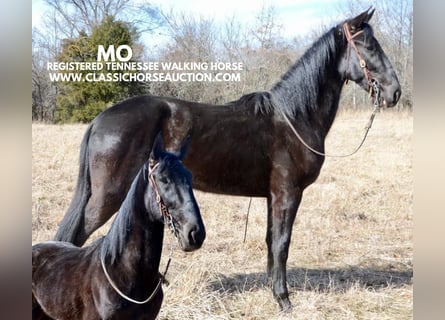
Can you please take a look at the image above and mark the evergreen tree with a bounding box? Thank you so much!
[55,16,144,123]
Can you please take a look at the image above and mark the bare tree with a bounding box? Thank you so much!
[220,15,246,63]
[44,0,162,37]
[251,5,283,50]
[243,5,295,92]
[377,0,413,109]
[32,28,58,122]
[147,6,297,105]
[147,12,218,102]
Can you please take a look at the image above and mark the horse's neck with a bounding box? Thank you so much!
[103,174,164,276]
[271,29,345,137]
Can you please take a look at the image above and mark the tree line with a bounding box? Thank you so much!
[32,0,413,123]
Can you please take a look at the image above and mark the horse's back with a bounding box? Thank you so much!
[89,93,274,196]
[87,95,169,164]
[32,241,78,268]
[32,240,95,285]
[93,95,168,127]
[32,241,99,319]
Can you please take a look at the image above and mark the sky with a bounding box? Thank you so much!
[147,0,345,38]
[32,0,349,41]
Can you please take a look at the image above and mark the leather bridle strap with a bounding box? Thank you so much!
[148,162,178,237]
[343,22,373,84]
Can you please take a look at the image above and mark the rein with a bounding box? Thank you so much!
[279,22,381,158]
[100,163,177,304]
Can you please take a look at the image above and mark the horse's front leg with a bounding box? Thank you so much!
[266,187,302,312]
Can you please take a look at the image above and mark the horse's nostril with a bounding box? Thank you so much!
[394,88,401,103]
[188,226,205,247]
[188,229,195,245]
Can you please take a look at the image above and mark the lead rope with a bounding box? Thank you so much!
[243,197,253,244]
[100,240,173,304]
[100,254,166,304]
[279,102,378,158]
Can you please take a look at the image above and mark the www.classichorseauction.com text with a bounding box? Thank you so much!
[48,45,243,83]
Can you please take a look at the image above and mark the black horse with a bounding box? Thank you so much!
[54,9,401,311]
[33,135,205,319]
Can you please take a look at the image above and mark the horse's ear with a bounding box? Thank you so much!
[150,133,165,164]
[348,7,375,31]
[175,134,191,161]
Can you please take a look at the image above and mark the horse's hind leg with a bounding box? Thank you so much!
[61,101,166,245]
[74,136,153,245]
[73,188,124,245]
[74,164,141,245]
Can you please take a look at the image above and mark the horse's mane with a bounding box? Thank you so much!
[271,26,343,119]
[228,26,344,121]
[100,162,151,264]
[228,91,274,115]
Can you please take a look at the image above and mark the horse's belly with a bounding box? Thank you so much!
[186,156,270,197]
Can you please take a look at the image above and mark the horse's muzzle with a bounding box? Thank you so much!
[179,222,206,252]
[381,81,401,108]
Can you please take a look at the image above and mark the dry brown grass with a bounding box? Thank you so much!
[32,109,413,319]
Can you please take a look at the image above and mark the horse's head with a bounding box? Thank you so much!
[147,134,205,252]
[339,8,401,107]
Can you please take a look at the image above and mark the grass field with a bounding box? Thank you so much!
[32,109,413,319]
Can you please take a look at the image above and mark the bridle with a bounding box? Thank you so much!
[278,22,381,158]
[148,161,179,237]
[343,22,380,102]
[100,161,179,304]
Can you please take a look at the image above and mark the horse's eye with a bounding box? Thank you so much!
[159,177,169,184]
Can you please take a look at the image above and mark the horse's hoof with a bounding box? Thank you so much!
[278,298,293,313]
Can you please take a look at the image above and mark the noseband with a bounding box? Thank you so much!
[343,22,380,103]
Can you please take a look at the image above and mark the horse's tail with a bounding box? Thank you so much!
[54,123,93,244]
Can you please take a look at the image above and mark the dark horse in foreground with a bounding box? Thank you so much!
[33,136,205,319]
[54,9,401,311]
